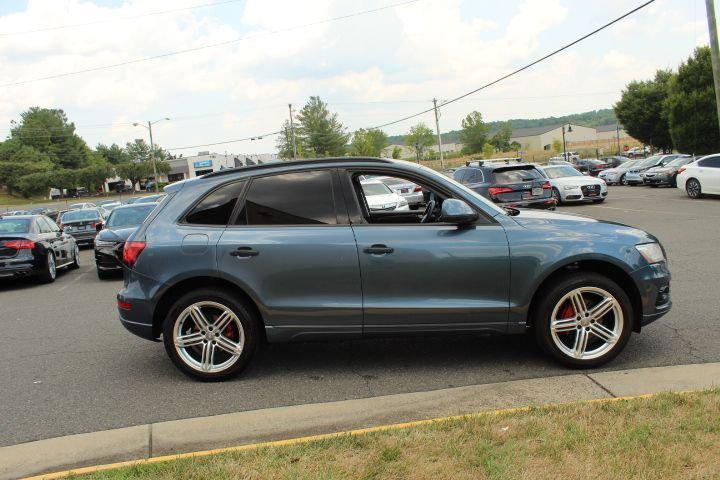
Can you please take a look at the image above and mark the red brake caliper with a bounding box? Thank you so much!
[560,302,575,335]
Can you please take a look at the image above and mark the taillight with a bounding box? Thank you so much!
[678,167,686,174]
[413,186,423,192]
[123,241,146,267]
[2,240,35,250]
[542,181,551,189]
[117,299,132,310]
[488,186,514,196]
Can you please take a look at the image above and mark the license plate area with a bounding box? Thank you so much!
[532,187,543,197]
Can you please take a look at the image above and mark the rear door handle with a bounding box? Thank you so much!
[363,244,394,255]
[230,246,259,258]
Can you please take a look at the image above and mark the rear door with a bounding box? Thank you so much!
[216,169,363,340]
[489,166,551,203]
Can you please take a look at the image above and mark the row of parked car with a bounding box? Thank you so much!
[0,194,166,284]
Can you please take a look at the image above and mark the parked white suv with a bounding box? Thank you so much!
[676,154,720,198]
[360,180,410,211]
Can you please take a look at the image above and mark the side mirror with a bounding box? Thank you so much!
[439,199,479,225]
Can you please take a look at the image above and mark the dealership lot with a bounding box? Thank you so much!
[1,186,719,447]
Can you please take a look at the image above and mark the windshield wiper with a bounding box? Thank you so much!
[503,206,520,216]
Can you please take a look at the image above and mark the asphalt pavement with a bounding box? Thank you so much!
[1,185,719,447]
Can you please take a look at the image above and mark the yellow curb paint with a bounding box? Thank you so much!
[23,389,696,480]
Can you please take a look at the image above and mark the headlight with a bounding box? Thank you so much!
[398,199,408,207]
[635,243,665,264]
[563,185,579,190]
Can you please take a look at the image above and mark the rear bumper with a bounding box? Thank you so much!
[0,262,35,278]
[631,262,672,329]
[68,231,98,244]
[496,198,556,210]
[118,277,158,341]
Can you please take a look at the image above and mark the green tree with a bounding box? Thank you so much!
[351,128,388,157]
[405,123,434,160]
[296,96,349,157]
[614,70,674,151]
[96,143,128,165]
[490,122,512,152]
[391,145,402,159]
[459,111,490,154]
[115,161,152,192]
[509,141,521,151]
[9,107,92,169]
[276,121,297,160]
[482,143,494,159]
[667,46,720,154]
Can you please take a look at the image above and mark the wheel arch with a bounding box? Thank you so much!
[151,276,266,340]
[526,259,643,333]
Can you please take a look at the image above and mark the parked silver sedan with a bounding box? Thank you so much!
[377,176,424,209]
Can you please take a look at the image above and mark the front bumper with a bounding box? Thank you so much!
[643,174,671,185]
[561,187,608,202]
[598,172,621,183]
[630,261,672,329]
[95,244,123,271]
[625,172,645,184]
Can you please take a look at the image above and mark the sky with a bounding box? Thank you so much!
[0,0,710,156]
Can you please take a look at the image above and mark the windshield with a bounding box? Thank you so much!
[361,182,393,196]
[61,210,101,222]
[667,156,693,167]
[106,205,155,228]
[0,218,30,234]
[135,195,166,204]
[543,166,583,179]
[637,156,662,167]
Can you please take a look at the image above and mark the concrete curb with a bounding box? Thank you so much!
[3,362,719,480]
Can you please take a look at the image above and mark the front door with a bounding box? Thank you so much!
[216,169,362,340]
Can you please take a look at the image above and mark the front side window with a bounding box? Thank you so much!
[37,218,52,233]
[186,181,245,225]
[237,171,336,225]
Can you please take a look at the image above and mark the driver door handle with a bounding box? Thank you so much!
[230,246,259,258]
[363,244,394,255]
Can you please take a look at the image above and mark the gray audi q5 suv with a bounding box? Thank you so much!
[118,158,671,380]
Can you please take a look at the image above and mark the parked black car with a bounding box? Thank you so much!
[453,161,555,210]
[59,209,105,246]
[572,159,607,176]
[599,156,631,169]
[642,156,696,187]
[0,215,79,283]
[95,203,157,279]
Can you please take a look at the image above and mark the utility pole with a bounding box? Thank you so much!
[616,124,621,156]
[147,121,158,193]
[432,98,445,169]
[706,0,720,134]
[288,104,298,161]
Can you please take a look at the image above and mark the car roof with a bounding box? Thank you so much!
[111,203,158,211]
[202,157,395,180]
[1,214,39,219]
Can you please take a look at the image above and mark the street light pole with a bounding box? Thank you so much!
[706,0,720,135]
[616,124,621,156]
[133,118,170,193]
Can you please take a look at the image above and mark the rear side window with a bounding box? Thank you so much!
[699,156,720,168]
[236,171,336,225]
[492,168,543,183]
[465,169,484,183]
[185,181,245,225]
[452,168,468,183]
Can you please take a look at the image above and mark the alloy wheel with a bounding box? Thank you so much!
[549,287,623,360]
[173,301,245,373]
[74,245,80,266]
[48,254,56,280]
[687,179,701,198]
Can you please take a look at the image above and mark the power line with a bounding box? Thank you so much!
[165,131,283,151]
[0,0,244,36]
[2,0,420,88]
[366,0,655,130]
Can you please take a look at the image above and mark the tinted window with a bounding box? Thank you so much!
[186,181,245,225]
[37,217,52,233]
[699,156,720,168]
[237,171,336,225]
[492,168,544,183]
[0,219,30,233]
[61,210,101,222]
[108,205,156,228]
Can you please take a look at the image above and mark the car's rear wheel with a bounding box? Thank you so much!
[69,244,80,270]
[163,288,260,381]
[38,252,57,284]
[686,178,702,199]
[533,273,632,368]
[620,174,627,185]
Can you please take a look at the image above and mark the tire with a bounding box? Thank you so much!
[38,251,57,284]
[533,272,633,368]
[162,288,260,381]
[97,268,114,280]
[620,174,627,186]
[69,244,80,270]
[551,187,562,205]
[686,178,702,199]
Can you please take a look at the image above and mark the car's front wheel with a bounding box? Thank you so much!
[620,174,627,185]
[162,288,260,381]
[551,187,562,205]
[533,273,632,368]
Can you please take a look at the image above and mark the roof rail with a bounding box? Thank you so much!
[465,160,484,167]
[201,157,394,179]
